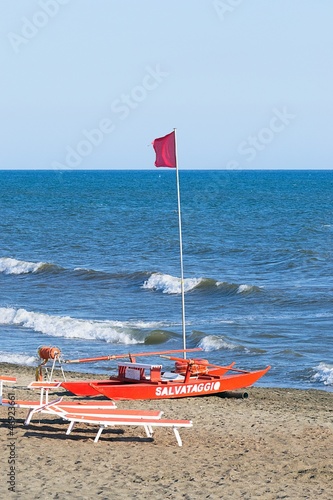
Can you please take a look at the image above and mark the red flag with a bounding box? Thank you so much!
[152,131,176,168]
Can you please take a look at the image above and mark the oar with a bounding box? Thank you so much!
[64,347,202,364]
[160,355,252,373]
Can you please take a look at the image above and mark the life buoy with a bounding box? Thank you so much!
[175,358,209,375]
[35,346,61,381]
[38,346,61,361]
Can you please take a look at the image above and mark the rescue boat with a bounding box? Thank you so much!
[60,352,270,400]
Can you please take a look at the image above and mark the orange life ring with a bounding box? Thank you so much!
[38,346,61,361]
[175,358,209,375]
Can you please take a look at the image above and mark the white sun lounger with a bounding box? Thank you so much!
[0,375,16,391]
[44,404,192,446]
[66,414,192,446]
[1,377,116,408]
[24,400,163,426]
[0,376,116,424]
[1,376,162,425]
[0,376,162,426]
[0,376,36,409]
[27,381,117,408]
[1,376,192,445]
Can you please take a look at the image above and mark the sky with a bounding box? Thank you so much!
[0,0,332,170]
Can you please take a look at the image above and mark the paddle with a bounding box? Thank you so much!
[160,355,253,374]
[64,348,202,364]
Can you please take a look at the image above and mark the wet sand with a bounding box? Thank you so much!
[0,363,332,499]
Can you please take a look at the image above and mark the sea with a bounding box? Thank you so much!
[0,169,332,392]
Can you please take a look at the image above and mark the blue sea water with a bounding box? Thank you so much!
[0,169,332,391]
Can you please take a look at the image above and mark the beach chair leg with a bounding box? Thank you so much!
[143,424,153,438]
[66,421,75,435]
[173,427,183,447]
[48,358,57,382]
[60,364,67,382]
[24,409,35,426]
[94,425,105,443]
[24,397,63,426]
[39,387,45,405]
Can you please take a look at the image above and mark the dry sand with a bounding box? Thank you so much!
[0,362,332,499]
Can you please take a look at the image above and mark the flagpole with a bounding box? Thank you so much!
[173,128,187,358]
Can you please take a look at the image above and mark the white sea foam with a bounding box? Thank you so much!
[0,307,151,344]
[237,284,257,294]
[142,273,202,294]
[0,351,37,366]
[199,335,238,351]
[0,257,46,275]
[312,362,333,386]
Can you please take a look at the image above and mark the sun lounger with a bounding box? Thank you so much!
[0,375,17,404]
[44,404,192,446]
[66,414,192,446]
[0,376,116,424]
[24,401,163,426]
[1,377,115,407]
[2,376,162,423]
[27,381,62,403]
[23,391,186,445]
[25,381,138,424]
[27,381,117,408]
[1,376,192,445]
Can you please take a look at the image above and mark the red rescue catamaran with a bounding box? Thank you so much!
[58,130,270,399]
[60,351,270,400]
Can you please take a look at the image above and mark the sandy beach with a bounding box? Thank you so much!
[0,363,332,499]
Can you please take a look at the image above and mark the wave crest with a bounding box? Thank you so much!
[312,362,333,386]
[0,257,47,275]
[0,307,143,345]
[142,273,202,294]
[199,335,239,351]
[0,351,37,366]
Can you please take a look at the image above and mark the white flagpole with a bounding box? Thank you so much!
[173,128,187,358]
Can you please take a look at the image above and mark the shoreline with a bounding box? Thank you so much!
[0,360,332,394]
[1,362,332,499]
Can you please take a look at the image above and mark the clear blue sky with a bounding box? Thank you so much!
[1,0,332,170]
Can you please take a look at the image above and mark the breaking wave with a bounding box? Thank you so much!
[236,284,260,294]
[199,335,239,351]
[0,256,148,282]
[312,362,333,386]
[0,257,52,275]
[0,307,165,345]
[142,273,202,294]
[142,272,261,296]
[0,258,261,299]
[0,351,37,366]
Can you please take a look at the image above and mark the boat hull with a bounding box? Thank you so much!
[60,364,234,398]
[62,367,270,400]
[61,379,109,397]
